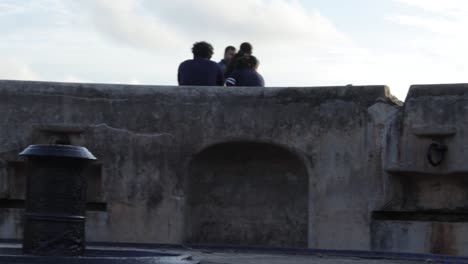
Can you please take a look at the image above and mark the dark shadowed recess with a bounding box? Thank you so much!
[187,141,308,248]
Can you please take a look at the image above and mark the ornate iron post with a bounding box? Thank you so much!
[19,144,96,256]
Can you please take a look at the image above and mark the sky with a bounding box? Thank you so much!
[0,0,467,100]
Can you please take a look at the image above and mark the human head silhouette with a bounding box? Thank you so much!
[192,41,214,59]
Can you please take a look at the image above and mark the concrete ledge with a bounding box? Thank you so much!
[0,80,398,107]
[407,83,468,99]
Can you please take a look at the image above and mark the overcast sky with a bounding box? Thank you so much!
[1,0,467,100]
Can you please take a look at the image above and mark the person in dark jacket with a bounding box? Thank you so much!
[178,41,224,86]
[218,46,236,74]
[225,42,253,76]
[237,42,253,56]
[225,55,264,87]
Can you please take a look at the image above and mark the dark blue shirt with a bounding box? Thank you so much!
[178,58,224,86]
[225,69,265,87]
[218,59,228,74]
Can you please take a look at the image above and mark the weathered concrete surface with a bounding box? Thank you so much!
[0,243,427,264]
[387,84,468,177]
[188,142,308,247]
[152,250,421,264]
[0,80,400,251]
[378,84,468,255]
[372,220,468,255]
[1,80,468,256]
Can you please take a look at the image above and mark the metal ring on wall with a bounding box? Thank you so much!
[427,142,447,167]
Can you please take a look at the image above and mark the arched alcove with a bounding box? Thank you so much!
[186,141,308,248]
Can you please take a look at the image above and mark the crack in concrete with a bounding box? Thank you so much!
[14,92,129,103]
[92,123,175,139]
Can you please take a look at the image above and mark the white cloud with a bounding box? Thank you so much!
[143,0,347,46]
[6,0,466,101]
[71,0,185,49]
[70,0,351,53]
[0,1,27,15]
[62,75,86,83]
[69,0,373,91]
[387,14,459,36]
[128,79,142,85]
[0,58,39,81]
[388,0,468,37]
[385,0,468,95]
[391,0,467,17]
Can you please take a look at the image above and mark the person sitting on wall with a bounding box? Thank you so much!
[218,46,236,74]
[178,41,224,86]
[225,42,253,76]
[238,42,253,57]
[225,55,264,87]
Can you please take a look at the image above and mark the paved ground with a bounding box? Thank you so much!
[187,251,419,264]
[159,248,426,264]
[0,243,443,263]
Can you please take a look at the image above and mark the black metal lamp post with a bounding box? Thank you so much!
[19,144,96,256]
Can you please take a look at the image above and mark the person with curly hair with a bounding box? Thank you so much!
[178,41,224,86]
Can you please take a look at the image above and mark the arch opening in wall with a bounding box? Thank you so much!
[186,141,309,248]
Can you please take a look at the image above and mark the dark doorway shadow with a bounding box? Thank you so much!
[187,142,308,248]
